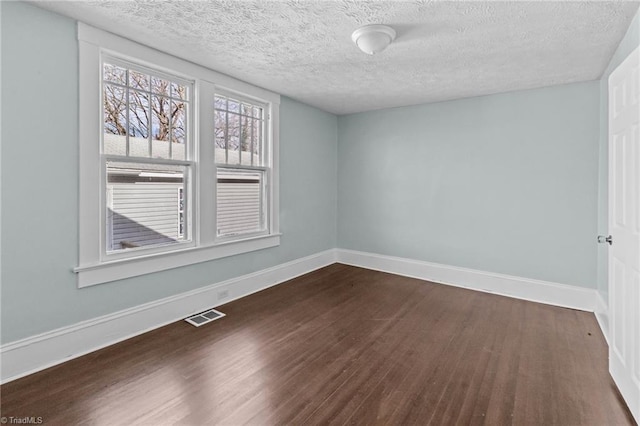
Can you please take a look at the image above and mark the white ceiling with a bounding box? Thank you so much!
[34,1,639,115]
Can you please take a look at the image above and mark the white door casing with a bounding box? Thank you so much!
[608,45,640,424]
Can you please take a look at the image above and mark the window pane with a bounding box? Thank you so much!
[128,90,150,139]
[103,84,127,155]
[171,82,188,100]
[228,99,240,113]
[214,110,226,163]
[214,110,226,149]
[254,118,262,165]
[217,168,264,237]
[227,113,240,165]
[151,96,170,158]
[214,96,226,110]
[103,84,127,135]
[171,101,187,160]
[103,63,126,85]
[106,161,189,252]
[129,70,149,91]
[151,76,170,96]
[240,115,252,166]
[252,118,259,165]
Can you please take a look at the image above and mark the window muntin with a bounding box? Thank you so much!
[102,58,193,255]
[103,61,190,160]
[214,94,269,238]
[214,95,264,166]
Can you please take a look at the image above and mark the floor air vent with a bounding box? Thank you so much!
[185,308,226,327]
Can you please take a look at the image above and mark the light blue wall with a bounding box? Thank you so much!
[0,1,337,344]
[1,0,629,346]
[338,81,600,288]
[597,9,640,304]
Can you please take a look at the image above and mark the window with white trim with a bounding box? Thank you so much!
[76,24,280,288]
[102,58,193,253]
[214,94,267,238]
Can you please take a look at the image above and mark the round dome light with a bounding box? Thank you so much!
[351,24,396,55]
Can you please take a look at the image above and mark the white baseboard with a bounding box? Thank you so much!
[0,249,337,384]
[594,291,609,344]
[1,248,600,384]
[336,249,598,312]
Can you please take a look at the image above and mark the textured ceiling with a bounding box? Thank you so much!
[33,1,640,115]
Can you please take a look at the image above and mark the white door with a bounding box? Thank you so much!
[608,45,640,423]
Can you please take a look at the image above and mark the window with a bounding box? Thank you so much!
[214,95,267,238]
[102,59,193,254]
[76,24,280,287]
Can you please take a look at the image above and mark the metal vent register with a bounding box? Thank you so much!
[185,308,226,327]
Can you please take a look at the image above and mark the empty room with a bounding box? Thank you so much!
[1,0,639,424]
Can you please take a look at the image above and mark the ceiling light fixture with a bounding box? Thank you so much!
[351,24,396,55]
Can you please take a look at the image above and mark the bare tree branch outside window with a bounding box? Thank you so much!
[103,63,187,153]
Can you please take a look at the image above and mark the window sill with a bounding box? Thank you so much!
[74,233,281,288]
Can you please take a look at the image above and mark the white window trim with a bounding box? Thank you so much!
[75,23,280,288]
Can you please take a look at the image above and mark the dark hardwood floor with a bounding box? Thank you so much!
[0,264,634,425]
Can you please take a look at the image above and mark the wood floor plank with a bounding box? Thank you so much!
[0,264,634,425]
